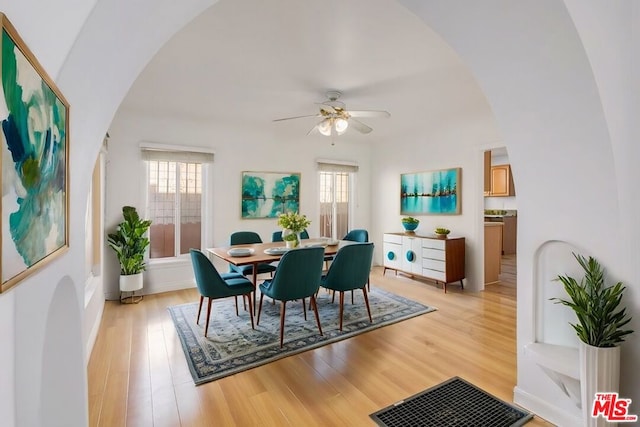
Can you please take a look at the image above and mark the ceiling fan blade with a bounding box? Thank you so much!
[349,118,373,134]
[306,124,319,135]
[273,114,319,122]
[347,110,391,118]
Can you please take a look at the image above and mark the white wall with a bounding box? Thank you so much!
[105,110,372,298]
[563,0,640,413]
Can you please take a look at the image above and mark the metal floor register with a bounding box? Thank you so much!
[370,377,533,427]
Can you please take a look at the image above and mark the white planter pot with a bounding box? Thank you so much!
[580,342,621,427]
[119,273,143,292]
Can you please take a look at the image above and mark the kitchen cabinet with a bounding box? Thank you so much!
[383,233,465,292]
[484,222,503,284]
[490,164,515,196]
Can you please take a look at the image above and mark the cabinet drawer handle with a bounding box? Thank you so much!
[387,251,396,261]
[406,250,416,262]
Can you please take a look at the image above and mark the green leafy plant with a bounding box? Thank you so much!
[277,211,311,233]
[434,227,450,235]
[551,253,633,348]
[107,206,152,275]
[402,216,420,224]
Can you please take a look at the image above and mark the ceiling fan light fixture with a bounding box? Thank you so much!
[318,118,332,136]
[274,91,388,137]
[335,118,349,134]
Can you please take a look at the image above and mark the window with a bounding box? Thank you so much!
[317,160,358,239]
[142,146,213,259]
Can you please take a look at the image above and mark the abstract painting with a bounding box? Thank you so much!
[241,171,300,218]
[401,168,461,215]
[1,14,69,292]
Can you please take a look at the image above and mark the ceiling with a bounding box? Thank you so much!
[119,0,483,144]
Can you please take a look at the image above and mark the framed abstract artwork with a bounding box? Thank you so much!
[401,168,461,215]
[1,14,70,292]
[241,171,300,218]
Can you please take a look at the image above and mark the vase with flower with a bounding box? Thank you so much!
[278,211,311,248]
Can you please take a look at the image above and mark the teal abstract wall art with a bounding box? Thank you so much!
[241,171,300,218]
[1,14,69,292]
[400,168,461,215]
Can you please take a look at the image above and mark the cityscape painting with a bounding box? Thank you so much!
[400,168,461,215]
[241,171,300,218]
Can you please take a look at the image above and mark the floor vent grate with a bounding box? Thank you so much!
[370,377,533,427]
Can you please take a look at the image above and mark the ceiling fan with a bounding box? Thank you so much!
[273,90,390,138]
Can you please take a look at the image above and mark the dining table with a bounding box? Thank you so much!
[206,239,351,314]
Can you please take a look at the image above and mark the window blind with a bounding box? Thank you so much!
[140,143,214,163]
[316,158,359,173]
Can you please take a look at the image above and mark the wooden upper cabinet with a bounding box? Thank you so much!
[490,164,516,196]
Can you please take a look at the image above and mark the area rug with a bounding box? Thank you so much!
[370,377,533,427]
[168,287,435,385]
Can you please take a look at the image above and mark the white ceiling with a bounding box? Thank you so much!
[120,0,484,144]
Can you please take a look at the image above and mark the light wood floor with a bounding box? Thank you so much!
[88,259,553,426]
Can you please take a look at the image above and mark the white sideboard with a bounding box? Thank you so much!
[383,233,465,292]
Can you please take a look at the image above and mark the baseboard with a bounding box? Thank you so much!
[146,280,196,295]
[514,386,582,427]
[84,275,104,363]
[85,300,104,366]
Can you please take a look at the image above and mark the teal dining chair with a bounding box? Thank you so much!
[228,231,277,277]
[343,229,370,291]
[256,246,325,347]
[325,228,369,263]
[271,229,310,242]
[320,242,374,331]
[343,229,369,243]
[327,228,371,295]
[189,249,255,337]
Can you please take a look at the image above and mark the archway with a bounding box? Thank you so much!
[55,2,618,426]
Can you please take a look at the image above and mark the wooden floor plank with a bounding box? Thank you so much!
[88,258,553,426]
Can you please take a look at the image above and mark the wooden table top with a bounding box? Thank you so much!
[207,239,349,266]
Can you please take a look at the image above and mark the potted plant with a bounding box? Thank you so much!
[551,253,633,426]
[107,206,152,297]
[401,216,420,232]
[282,232,300,248]
[278,211,311,248]
[434,227,450,239]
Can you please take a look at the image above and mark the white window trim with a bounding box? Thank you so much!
[141,142,214,265]
[317,160,357,239]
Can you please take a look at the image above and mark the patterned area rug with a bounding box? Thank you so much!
[168,287,436,385]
